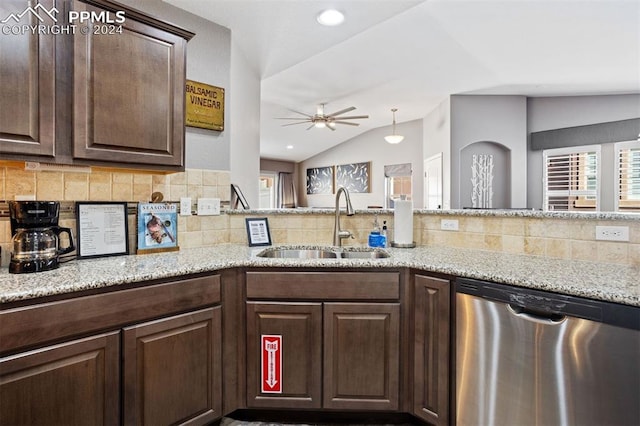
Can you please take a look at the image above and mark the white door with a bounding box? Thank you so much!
[424,154,443,209]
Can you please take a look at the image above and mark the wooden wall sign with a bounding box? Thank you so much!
[185,80,225,131]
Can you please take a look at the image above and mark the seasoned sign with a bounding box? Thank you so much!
[261,335,282,393]
[185,80,224,131]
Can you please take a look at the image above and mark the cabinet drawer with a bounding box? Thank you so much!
[0,275,220,354]
[246,272,399,300]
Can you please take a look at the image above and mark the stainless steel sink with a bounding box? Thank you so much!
[256,247,390,259]
[339,249,390,259]
[257,248,339,259]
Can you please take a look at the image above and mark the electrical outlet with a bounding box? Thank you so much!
[595,225,629,242]
[441,219,459,231]
[197,198,220,216]
[179,197,192,216]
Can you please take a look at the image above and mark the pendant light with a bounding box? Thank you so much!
[384,108,404,144]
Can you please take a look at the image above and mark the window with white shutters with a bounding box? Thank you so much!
[615,140,640,211]
[543,145,600,211]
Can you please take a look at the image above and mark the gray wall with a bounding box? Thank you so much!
[423,97,451,209]
[527,94,640,210]
[229,43,261,207]
[298,119,424,209]
[450,95,528,209]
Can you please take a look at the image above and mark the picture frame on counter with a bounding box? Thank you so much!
[231,184,250,209]
[76,202,129,259]
[137,203,179,254]
[245,217,272,247]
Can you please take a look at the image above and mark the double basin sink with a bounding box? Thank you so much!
[257,246,390,260]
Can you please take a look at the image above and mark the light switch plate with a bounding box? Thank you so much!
[197,198,220,216]
[179,197,192,216]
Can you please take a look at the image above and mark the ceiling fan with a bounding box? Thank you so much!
[277,103,369,131]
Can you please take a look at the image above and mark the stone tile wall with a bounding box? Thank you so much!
[1,164,638,266]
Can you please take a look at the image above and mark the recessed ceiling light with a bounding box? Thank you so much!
[317,9,344,26]
[286,145,294,150]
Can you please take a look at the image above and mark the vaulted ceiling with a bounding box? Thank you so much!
[166,0,640,162]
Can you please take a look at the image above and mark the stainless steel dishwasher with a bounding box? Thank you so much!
[456,278,640,426]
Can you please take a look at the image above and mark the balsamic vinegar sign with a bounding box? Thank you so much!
[185,80,225,131]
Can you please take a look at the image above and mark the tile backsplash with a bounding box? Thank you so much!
[0,164,638,266]
[0,165,232,264]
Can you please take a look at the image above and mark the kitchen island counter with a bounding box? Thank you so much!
[0,244,638,306]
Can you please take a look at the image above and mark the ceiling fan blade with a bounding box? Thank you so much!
[305,124,315,130]
[326,106,356,117]
[331,115,369,120]
[287,109,314,118]
[332,121,360,126]
[281,121,312,127]
[275,117,311,121]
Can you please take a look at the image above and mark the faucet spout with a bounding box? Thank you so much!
[334,187,355,246]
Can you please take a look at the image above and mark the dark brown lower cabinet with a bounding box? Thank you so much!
[413,274,451,425]
[123,307,222,426]
[246,302,322,409]
[323,303,400,411]
[0,274,223,426]
[246,300,400,412]
[0,332,120,426]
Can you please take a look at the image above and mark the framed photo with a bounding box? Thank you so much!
[76,202,129,259]
[306,166,334,194]
[231,184,250,209]
[137,203,179,254]
[185,80,225,131]
[245,217,272,246]
[336,161,371,193]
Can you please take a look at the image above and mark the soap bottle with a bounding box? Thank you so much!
[380,221,388,248]
[368,215,382,248]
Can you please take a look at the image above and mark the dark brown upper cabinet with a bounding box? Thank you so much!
[0,0,56,158]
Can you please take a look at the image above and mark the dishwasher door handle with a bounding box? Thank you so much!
[507,304,567,324]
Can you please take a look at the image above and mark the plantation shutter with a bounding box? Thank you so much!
[615,140,640,211]
[543,145,600,211]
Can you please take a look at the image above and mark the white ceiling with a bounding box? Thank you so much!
[165,0,640,162]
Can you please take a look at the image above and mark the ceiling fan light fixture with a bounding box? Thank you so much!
[317,9,344,26]
[385,108,404,144]
[314,121,327,128]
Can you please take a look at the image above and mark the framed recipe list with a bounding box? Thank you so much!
[76,202,129,259]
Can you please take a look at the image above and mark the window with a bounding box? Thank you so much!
[543,145,600,211]
[615,140,640,211]
[384,163,412,208]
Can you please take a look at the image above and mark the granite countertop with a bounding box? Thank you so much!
[0,244,638,307]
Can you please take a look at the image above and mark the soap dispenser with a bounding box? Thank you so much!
[368,215,382,248]
[380,221,388,248]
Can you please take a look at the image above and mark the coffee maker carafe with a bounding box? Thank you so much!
[9,201,75,274]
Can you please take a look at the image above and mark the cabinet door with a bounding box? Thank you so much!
[122,307,222,426]
[323,303,400,411]
[0,332,120,426]
[413,275,450,425]
[0,0,55,157]
[72,0,186,167]
[246,302,322,409]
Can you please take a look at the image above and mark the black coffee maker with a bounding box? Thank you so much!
[9,201,75,274]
